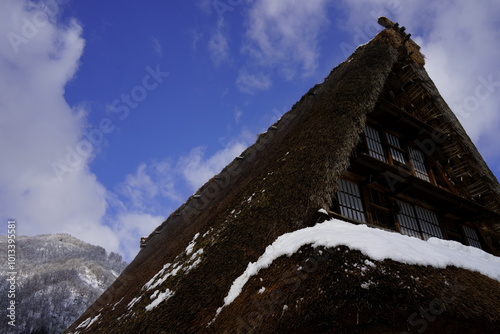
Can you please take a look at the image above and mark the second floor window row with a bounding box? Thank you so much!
[363,125,430,182]
[334,178,484,250]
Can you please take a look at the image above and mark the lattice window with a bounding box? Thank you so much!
[463,225,482,249]
[409,147,430,181]
[414,206,443,240]
[386,132,406,164]
[396,201,442,240]
[337,179,366,223]
[364,126,386,161]
[396,201,422,239]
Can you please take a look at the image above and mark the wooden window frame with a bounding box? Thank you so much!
[364,125,387,162]
[361,124,441,186]
[395,200,443,240]
[408,146,431,182]
[462,224,483,249]
[336,178,367,223]
[385,131,407,165]
[363,187,396,230]
[333,175,489,252]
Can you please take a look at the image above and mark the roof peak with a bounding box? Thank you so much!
[372,17,425,66]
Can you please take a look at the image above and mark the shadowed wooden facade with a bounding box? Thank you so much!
[330,49,500,253]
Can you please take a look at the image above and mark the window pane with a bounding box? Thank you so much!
[386,133,402,148]
[364,126,386,161]
[409,147,430,181]
[396,201,421,238]
[463,225,482,249]
[386,133,406,164]
[337,179,366,223]
[390,148,406,164]
[397,200,444,241]
[414,206,443,240]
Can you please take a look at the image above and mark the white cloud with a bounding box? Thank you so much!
[0,1,121,253]
[208,20,230,65]
[196,0,213,16]
[242,0,331,79]
[204,0,331,92]
[236,69,272,94]
[118,163,159,211]
[234,107,244,124]
[177,137,252,191]
[0,1,206,262]
[116,160,180,212]
[109,136,254,259]
[112,212,164,262]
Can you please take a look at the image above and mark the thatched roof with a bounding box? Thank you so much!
[66,19,500,334]
[414,64,500,212]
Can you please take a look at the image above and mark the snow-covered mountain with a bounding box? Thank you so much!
[0,233,127,334]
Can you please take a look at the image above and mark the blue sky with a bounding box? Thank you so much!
[1,0,500,261]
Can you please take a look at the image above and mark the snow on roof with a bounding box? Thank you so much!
[75,314,101,330]
[220,218,500,310]
[185,233,200,256]
[145,289,174,311]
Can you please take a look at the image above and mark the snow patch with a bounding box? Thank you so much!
[145,289,174,311]
[76,314,101,330]
[144,248,205,293]
[364,259,376,268]
[79,267,102,289]
[112,297,124,310]
[150,290,159,300]
[202,228,213,238]
[246,193,256,203]
[142,235,205,312]
[144,263,181,291]
[217,219,500,313]
[361,280,376,290]
[127,296,141,309]
[185,233,200,255]
[185,253,203,272]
